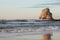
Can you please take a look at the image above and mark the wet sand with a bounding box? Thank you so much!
[0,32,60,40]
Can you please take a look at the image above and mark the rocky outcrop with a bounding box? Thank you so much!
[39,8,53,20]
[39,8,53,40]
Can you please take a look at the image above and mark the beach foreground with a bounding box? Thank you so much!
[0,32,60,40]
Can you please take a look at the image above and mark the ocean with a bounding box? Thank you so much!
[0,19,60,40]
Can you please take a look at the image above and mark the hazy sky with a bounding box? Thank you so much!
[0,0,60,19]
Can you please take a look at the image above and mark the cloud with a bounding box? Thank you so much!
[40,2,60,5]
[26,2,60,8]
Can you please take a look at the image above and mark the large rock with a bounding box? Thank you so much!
[39,8,53,40]
[39,8,53,20]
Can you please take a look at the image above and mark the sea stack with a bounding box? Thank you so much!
[39,8,53,40]
[39,8,53,20]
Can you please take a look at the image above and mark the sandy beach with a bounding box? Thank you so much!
[0,32,60,40]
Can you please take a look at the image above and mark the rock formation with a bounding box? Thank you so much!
[39,8,53,40]
[39,8,53,20]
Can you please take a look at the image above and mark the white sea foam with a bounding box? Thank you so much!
[0,26,59,37]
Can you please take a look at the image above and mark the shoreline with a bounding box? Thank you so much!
[0,26,59,33]
[0,32,60,40]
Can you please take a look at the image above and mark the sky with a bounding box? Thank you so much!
[0,0,60,19]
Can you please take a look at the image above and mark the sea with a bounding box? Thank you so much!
[0,19,60,40]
